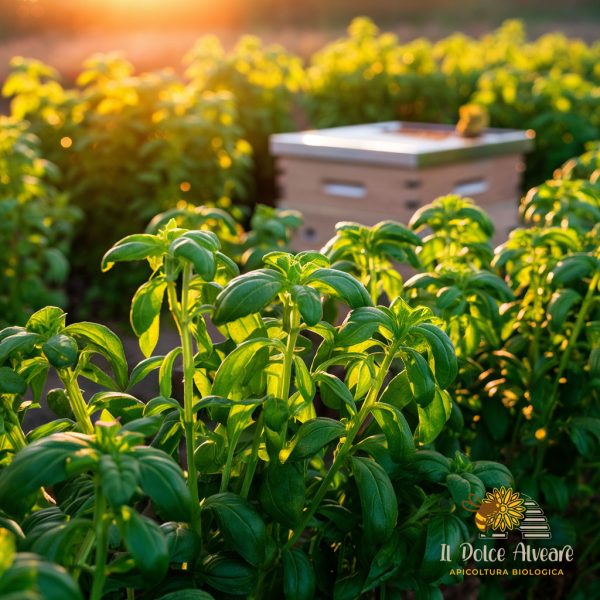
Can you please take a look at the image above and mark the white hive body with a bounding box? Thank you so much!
[271,121,534,250]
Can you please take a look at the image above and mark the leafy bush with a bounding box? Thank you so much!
[305,18,600,189]
[0,117,79,326]
[184,35,304,201]
[3,55,253,317]
[1,148,598,597]
[0,218,510,599]
[3,22,599,320]
[405,154,599,595]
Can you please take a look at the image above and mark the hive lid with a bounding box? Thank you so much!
[270,121,535,168]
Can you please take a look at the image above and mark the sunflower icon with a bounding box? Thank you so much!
[486,487,527,532]
[463,486,527,533]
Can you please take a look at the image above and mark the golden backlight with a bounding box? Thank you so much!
[16,0,235,31]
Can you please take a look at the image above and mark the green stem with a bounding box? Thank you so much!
[90,485,109,600]
[528,269,545,370]
[72,529,95,581]
[240,413,264,499]
[236,296,300,496]
[279,297,300,441]
[284,343,398,550]
[534,270,600,477]
[220,444,236,493]
[59,369,94,435]
[168,263,202,539]
[367,254,378,304]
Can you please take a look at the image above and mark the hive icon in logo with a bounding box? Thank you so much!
[462,486,552,540]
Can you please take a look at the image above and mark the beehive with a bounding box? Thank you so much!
[270,122,535,250]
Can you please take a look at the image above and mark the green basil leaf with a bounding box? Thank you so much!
[283,548,316,600]
[25,307,66,336]
[372,403,414,463]
[0,528,16,578]
[0,367,27,395]
[259,463,305,528]
[379,371,413,410]
[0,553,83,600]
[293,356,315,403]
[128,355,165,390]
[160,521,197,565]
[285,418,346,462]
[413,324,457,389]
[159,347,182,399]
[468,271,514,302]
[88,392,144,423]
[212,269,285,325]
[548,288,581,329]
[412,450,451,483]
[181,230,220,252]
[212,338,275,397]
[304,268,372,308]
[99,455,140,510]
[445,473,472,508]
[471,461,514,489]
[350,456,398,546]
[63,323,128,390]
[551,254,598,285]
[156,591,215,600]
[402,349,435,407]
[119,507,169,582]
[46,388,73,419]
[133,446,192,521]
[101,234,164,271]
[337,307,393,347]
[315,372,356,414]
[42,335,78,369]
[372,220,422,245]
[169,237,216,281]
[0,332,41,364]
[131,277,167,358]
[202,493,267,567]
[292,285,322,326]
[362,530,407,593]
[417,389,452,444]
[199,554,257,596]
[0,434,93,516]
[420,515,468,583]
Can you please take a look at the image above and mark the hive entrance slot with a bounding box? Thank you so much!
[453,178,489,196]
[322,181,366,199]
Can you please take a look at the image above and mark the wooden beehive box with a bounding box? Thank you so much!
[270,122,534,250]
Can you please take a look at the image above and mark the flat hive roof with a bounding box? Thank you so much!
[270,121,535,168]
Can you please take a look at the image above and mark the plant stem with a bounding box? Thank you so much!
[73,529,96,581]
[284,343,397,549]
[90,485,109,600]
[534,270,600,477]
[220,444,236,493]
[367,253,378,304]
[279,296,300,442]
[168,263,202,539]
[59,369,94,434]
[240,413,264,499]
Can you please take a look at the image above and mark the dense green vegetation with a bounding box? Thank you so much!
[0,18,598,597]
[0,145,598,598]
[1,18,598,321]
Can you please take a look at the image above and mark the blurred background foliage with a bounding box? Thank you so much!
[1,0,599,35]
[0,8,598,325]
